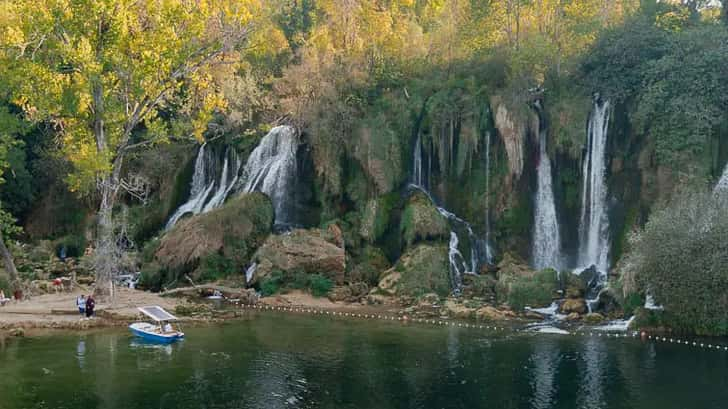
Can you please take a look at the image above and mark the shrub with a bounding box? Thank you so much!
[625,189,728,335]
[199,254,238,282]
[260,271,285,297]
[309,274,333,297]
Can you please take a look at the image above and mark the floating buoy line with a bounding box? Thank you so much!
[237,303,728,353]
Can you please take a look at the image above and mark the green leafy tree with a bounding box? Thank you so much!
[0,0,257,291]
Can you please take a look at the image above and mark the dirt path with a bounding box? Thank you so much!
[0,288,185,329]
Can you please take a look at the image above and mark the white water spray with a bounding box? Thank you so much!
[532,129,562,270]
[240,125,299,228]
[578,99,611,275]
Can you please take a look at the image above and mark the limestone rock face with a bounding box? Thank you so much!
[155,193,273,275]
[251,227,346,285]
[491,96,526,181]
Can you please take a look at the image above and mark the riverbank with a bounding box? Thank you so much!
[0,288,405,335]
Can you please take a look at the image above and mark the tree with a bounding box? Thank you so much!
[0,0,257,293]
[0,104,26,286]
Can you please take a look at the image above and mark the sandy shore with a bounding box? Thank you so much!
[0,288,186,331]
[0,288,398,335]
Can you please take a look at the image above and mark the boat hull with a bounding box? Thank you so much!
[129,323,184,344]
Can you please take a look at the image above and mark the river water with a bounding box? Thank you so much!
[1,313,727,409]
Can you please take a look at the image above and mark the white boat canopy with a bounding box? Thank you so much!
[138,306,178,322]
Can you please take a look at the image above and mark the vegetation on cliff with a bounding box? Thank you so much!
[1,1,727,334]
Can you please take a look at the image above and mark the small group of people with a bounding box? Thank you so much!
[76,294,96,318]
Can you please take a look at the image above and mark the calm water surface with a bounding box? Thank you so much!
[1,312,727,409]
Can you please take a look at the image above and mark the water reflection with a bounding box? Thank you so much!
[76,339,86,369]
[529,338,560,409]
[578,337,607,409]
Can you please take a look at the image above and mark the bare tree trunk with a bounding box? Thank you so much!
[0,230,18,284]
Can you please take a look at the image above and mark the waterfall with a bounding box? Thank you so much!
[411,134,490,292]
[240,125,299,228]
[165,143,216,229]
[532,129,562,270]
[578,100,611,275]
[483,131,494,263]
[203,148,243,213]
[165,145,243,230]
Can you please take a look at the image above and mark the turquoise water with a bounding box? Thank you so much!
[1,312,727,409]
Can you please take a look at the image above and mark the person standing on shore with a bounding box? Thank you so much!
[76,294,86,316]
[85,295,95,319]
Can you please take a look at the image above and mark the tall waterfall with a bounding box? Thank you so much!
[578,100,611,274]
[166,125,299,230]
[165,144,241,229]
[532,129,562,270]
[240,125,299,228]
[483,131,494,263]
[411,134,489,292]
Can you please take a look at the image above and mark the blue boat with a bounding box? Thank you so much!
[129,306,184,344]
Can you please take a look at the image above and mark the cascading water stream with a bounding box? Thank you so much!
[239,125,299,228]
[532,128,562,270]
[577,99,611,277]
[411,135,490,293]
[166,125,299,230]
[165,143,216,229]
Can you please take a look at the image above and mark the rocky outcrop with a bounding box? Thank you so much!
[400,191,449,247]
[491,95,527,182]
[250,227,346,285]
[495,254,558,311]
[378,243,450,297]
[155,193,273,275]
[560,298,587,315]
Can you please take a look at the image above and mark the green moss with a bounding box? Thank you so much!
[499,268,558,311]
[400,191,449,247]
[395,244,450,297]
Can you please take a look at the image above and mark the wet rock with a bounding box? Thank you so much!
[475,306,507,321]
[524,310,545,320]
[560,298,587,315]
[565,312,581,321]
[377,271,400,296]
[584,313,605,324]
[251,227,346,285]
[444,299,475,319]
[594,288,620,315]
[9,328,25,337]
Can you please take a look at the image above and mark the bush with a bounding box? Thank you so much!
[309,274,333,297]
[625,189,728,335]
[260,271,285,296]
[258,271,333,298]
[199,254,238,282]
